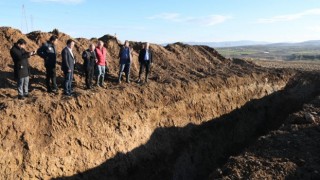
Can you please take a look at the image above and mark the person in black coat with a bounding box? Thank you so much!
[138,42,153,83]
[61,39,76,96]
[82,44,97,89]
[37,35,58,93]
[10,39,36,99]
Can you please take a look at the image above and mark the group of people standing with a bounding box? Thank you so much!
[10,35,153,99]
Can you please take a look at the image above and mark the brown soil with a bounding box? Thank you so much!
[207,61,320,180]
[0,27,319,180]
[210,93,320,180]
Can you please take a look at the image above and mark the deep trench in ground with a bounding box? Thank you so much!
[52,73,320,180]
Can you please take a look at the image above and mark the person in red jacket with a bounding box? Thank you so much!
[95,40,108,87]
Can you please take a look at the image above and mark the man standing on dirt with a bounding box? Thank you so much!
[118,40,132,83]
[37,35,58,93]
[61,39,75,96]
[95,41,108,88]
[82,44,97,89]
[10,38,36,99]
[138,42,153,83]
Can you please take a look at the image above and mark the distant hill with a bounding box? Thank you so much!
[182,40,320,48]
[184,41,270,48]
[264,40,320,47]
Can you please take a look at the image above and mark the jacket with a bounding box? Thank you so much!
[10,44,30,78]
[138,49,153,64]
[119,46,132,64]
[61,47,75,73]
[82,49,96,70]
[95,47,107,66]
[37,41,57,68]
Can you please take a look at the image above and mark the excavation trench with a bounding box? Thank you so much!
[46,73,319,180]
[1,27,319,180]
[1,73,319,180]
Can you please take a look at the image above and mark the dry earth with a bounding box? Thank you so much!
[0,27,319,180]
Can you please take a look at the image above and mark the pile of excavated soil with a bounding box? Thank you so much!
[47,71,319,180]
[0,27,319,179]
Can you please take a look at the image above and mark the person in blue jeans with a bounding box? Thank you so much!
[61,39,76,96]
[118,40,132,83]
[10,39,36,99]
[95,41,108,87]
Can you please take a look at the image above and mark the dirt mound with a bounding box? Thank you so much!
[0,27,42,90]
[0,27,38,69]
[1,26,318,179]
[26,30,90,73]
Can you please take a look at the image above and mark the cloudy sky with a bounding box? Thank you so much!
[1,0,320,43]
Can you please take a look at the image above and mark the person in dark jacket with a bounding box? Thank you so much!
[82,44,97,89]
[61,39,76,96]
[118,40,132,83]
[37,35,58,93]
[138,42,153,83]
[10,39,36,99]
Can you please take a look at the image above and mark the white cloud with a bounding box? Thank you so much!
[307,25,320,32]
[148,13,231,26]
[258,8,320,23]
[31,0,84,4]
[186,15,231,26]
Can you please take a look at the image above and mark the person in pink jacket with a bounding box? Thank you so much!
[95,41,108,87]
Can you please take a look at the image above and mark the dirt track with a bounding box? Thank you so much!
[0,27,320,179]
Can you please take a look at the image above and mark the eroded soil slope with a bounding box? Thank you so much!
[0,27,304,179]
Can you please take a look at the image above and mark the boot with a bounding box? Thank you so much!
[126,73,130,83]
[96,77,100,87]
[100,77,105,87]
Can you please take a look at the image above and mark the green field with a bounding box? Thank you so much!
[216,45,320,61]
